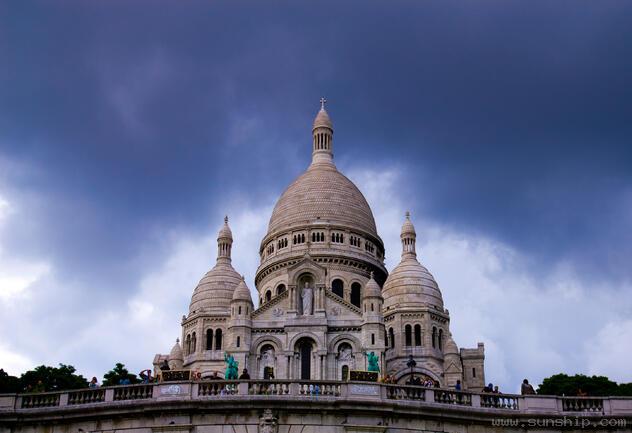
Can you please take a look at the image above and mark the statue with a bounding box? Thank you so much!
[339,345,352,361]
[224,352,239,380]
[365,351,380,373]
[301,281,313,315]
[259,409,278,433]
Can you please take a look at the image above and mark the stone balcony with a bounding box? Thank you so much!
[1,380,631,421]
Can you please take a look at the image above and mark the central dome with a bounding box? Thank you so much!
[266,163,378,238]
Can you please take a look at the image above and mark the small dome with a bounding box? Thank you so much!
[189,218,241,314]
[363,272,382,298]
[218,215,232,240]
[312,105,333,131]
[383,259,444,310]
[169,338,183,361]
[444,333,459,355]
[189,261,241,314]
[401,211,416,236]
[232,276,253,303]
[383,213,443,310]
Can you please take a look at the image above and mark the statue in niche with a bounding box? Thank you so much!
[301,281,313,315]
[339,345,352,361]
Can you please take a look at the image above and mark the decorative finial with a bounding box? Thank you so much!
[320,97,327,110]
[405,211,410,219]
[370,271,374,279]
[176,338,179,343]
[241,275,245,280]
[224,215,229,224]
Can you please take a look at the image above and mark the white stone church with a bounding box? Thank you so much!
[154,101,486,390]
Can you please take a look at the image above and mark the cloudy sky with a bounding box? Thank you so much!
[1,1,631,393]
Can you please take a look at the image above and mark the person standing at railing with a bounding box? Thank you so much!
[89,377,99,389]
[521,379,536,395]
[454,380,462,391]
[239,369,250,379]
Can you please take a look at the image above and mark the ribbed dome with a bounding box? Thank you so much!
[169,339,183,361]
[383,213,443,310]
[383,258,444,310]
[313,107,333,130]
[266,163,378,237]
[232,276,253,303]
[364,272,382,298]
[444,334,459,355]
[189,261,241,314]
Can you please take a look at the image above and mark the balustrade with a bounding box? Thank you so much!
[20,393,60,408]
[113,384,153,401]
[385,384,425,400]
[248,381,290,395]
[298,381,341,396]
[198,381,238,396]
[480,393,519,410]
[562,397,604,412]
[68,389,105,405]
[8,381,632,418]
[434,389,472,406]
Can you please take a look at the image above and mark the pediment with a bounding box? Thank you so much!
[286,254,327,283]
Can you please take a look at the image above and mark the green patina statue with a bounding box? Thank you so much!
[365,351,380,373]
[224,352,239,380]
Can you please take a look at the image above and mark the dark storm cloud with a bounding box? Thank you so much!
[1,0,632,297]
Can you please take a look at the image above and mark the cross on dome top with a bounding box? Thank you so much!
[320,97,327,109]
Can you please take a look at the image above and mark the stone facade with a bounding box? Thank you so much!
[154,101,485,390]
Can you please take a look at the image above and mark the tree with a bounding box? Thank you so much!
[0,369,20,393]
[102,363,140,386]
[19,364,88,392]
[537,373,628,396]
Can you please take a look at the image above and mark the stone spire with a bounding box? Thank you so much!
[401,211,417,259]
[217,215,233,263]
[311,97,334,166]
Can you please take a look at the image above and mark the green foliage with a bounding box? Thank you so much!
[19,364,88,392]
[537,373,632,396]
[0,369,21,393]
[102,363,140,387]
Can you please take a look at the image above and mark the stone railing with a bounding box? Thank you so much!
[2,381,632,418]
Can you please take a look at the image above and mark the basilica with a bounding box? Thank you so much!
[153,101,486,390]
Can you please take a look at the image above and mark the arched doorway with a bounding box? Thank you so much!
[296,337,315,380]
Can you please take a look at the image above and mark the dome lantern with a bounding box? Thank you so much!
[312,97,334,166]
[217,215,233,263]
[401,211,417,259]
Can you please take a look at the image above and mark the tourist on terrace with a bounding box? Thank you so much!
[455,380,462,391]
[89,377,99,389]
[239,369,250,379]
[209,371,220,380]
[521,379,536,395]
[484,383,493,393]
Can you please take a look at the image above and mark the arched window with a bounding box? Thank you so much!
[265,290,272,302]
[276,284,286,295]
[405,325,412,346]
[414,324,422,346]
[206,329,213,350]
[432,327,437,348]
[237,336,241,348]
[186,334,191,355]
[384,329,389,347]
[389,328,395,349]
[438,329,443,350]
[215,329,223,350]
[332,279,344,298]
[350,282,361,307]
[342,365,349,381]
[371,333,375,345]
[238,305,242,315]
[191,332,197,354]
